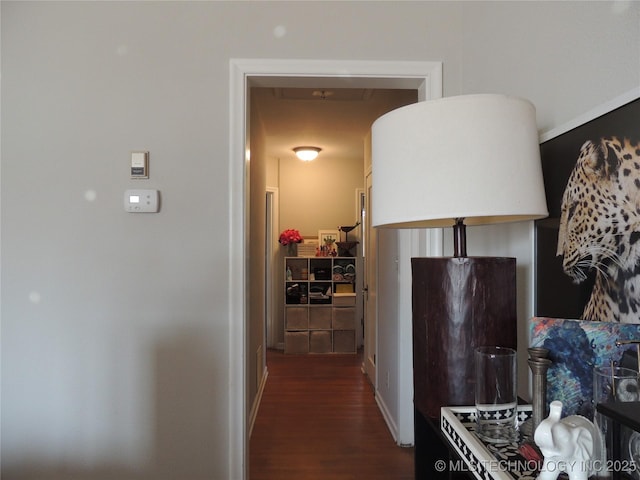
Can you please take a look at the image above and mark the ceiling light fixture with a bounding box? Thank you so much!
[293,146,321,161]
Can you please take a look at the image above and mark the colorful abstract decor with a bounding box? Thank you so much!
[530,317,640,419]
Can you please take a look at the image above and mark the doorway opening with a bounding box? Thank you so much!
[229,59,443,480]
[253,85,416,358]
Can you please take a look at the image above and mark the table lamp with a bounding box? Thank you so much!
[371,94,548,424]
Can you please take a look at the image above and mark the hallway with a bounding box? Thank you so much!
[249,349,414,480]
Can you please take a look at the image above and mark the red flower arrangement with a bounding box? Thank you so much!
[279,229,303,246]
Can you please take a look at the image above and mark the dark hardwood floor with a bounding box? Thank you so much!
[249,349,414,480]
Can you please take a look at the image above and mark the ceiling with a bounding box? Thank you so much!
[251,87,418,163]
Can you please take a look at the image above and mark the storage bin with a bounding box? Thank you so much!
[286,307,308,330]
[309,330,332,353]
[285,331,309,354]
[333,330,355,353]
[333,307,355,330]
[335,284,354,294]
[313,268,331,280]
[309,307,332,329]
[333,293,356,306]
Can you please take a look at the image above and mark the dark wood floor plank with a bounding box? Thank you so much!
[249,350,414,480]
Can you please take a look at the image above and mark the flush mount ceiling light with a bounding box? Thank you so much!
[293,146,321,161]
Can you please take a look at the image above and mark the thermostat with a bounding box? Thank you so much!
[131,151,149,179]
[124,189,159,213]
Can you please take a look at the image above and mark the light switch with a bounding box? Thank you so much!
[124,189,159,213]
[131,151,149,179]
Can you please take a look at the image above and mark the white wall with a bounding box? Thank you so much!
[2,1,639,479]
[460,1,640,132]
[279,154,364,239]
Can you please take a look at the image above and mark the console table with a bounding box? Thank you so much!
[595,401,640,480]
[441,405,537,480]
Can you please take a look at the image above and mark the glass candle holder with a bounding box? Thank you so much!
[475,346,518,443]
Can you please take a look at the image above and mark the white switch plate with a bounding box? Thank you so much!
[124,189,159,213]
[131,151,149,179]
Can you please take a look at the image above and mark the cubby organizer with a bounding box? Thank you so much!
[284,257,358,354]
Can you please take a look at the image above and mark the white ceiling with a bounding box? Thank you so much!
[251,87,418,163]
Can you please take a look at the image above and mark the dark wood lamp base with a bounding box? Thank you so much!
[411,257,517,478]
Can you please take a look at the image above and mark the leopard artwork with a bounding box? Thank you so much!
[556,136,640,323]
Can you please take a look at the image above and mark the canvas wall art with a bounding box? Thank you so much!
[536,96,640,322]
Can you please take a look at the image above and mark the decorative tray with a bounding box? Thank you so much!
[441,405,538,480]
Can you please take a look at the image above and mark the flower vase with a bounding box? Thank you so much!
[285,243,298,257]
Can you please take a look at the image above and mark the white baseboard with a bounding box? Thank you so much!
[375,390,400,444]
[248,366,268,437]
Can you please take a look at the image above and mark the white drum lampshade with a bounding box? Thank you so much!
[372,94,548,231]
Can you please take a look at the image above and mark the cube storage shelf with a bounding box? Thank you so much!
[284,256,358,354]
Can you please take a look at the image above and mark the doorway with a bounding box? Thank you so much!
[254,86,414,359]
[229,59,443,480]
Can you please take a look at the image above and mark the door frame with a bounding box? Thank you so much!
[229,58,442,479]
[363,171,377,385]
[265,187,279,349]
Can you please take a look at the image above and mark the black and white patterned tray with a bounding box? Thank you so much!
[441,405,539,480]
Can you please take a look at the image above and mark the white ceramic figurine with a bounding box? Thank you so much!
[534,400,602,480]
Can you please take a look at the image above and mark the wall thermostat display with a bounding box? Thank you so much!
[124,189,159,213]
